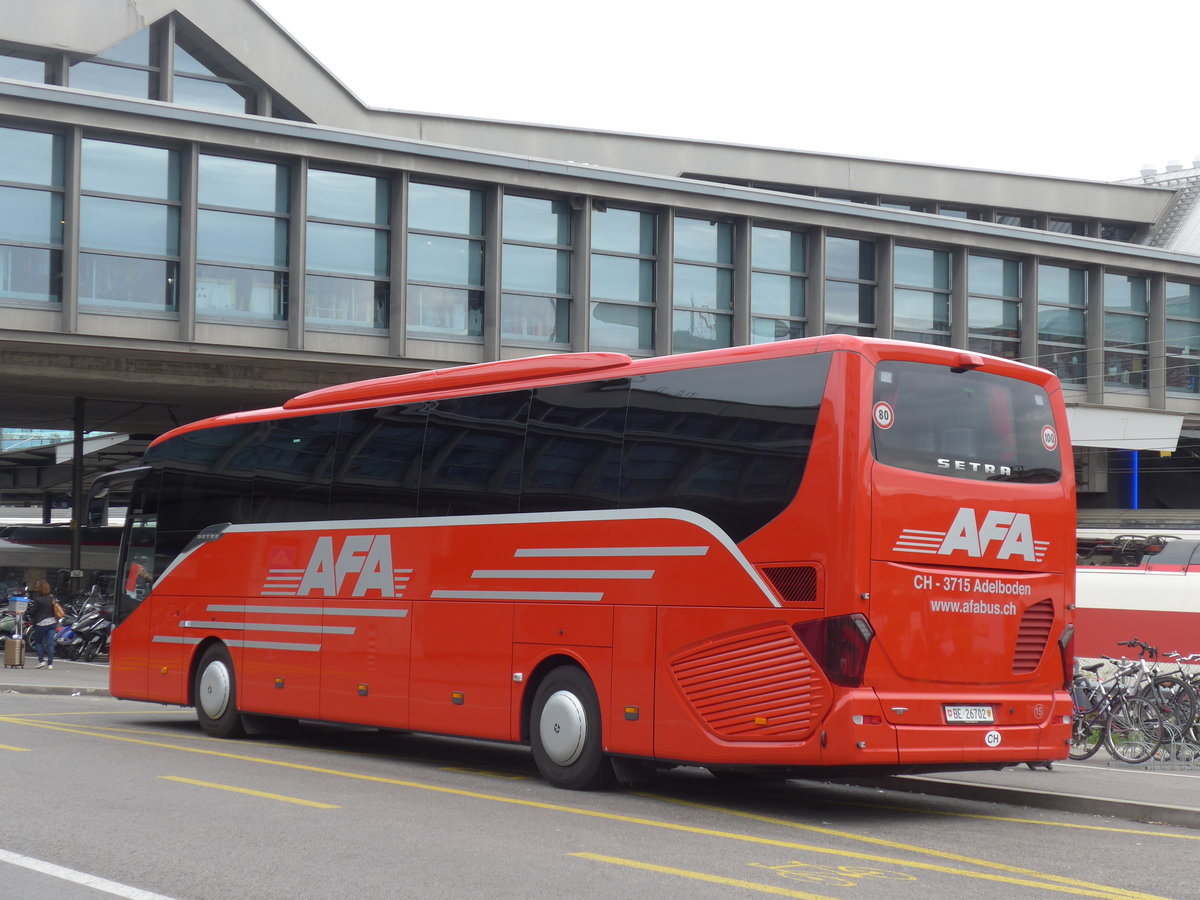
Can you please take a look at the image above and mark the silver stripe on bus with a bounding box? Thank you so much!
[471,569,653,580]
[430,590,604,602]
[206,604,409,618]
[151,634,320,652]
[208,507,780,608]
[181,620,355,635]
[514,546,709,557]
[223,639,321,652]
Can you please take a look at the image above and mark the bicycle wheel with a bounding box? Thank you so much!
[1104,696,1164,764]
[1141,675,1198,743]
[1068,709,1104,760]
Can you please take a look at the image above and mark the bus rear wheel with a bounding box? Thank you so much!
[530,666,613,790]
[194,643,245,739]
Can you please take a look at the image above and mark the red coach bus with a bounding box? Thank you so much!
[101,335,1075,788]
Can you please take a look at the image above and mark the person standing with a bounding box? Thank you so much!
[28,580,60,669]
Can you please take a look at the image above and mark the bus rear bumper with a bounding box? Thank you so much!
[817,691,1072,767]
[890,722,1071,764]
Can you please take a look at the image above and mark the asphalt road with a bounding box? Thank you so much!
[1,684,1198,899]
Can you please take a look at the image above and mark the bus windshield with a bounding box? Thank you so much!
[871,361,1061,483]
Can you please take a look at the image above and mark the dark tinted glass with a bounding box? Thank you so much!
[522,379,629,512]
[147,423,259,535]
[620,355,828,541]
[872,362,1061,483]
[330,405,427,519]
[253,415,338,522]
[420,391,530,516]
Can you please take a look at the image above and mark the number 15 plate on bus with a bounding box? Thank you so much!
[945,705,994,724]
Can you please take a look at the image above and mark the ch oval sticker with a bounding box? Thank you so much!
[872,401,895,430]
[985,730,1002,748]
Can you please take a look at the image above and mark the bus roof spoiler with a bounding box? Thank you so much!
[284,352,633,410]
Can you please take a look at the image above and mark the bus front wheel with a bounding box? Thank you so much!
[530,666,613,790]
[194,643,245,739]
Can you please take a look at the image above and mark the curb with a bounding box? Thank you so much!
[855,775,1200,831]
[1,684,110,697]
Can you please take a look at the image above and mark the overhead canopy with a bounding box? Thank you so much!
[1066,406,1184,451]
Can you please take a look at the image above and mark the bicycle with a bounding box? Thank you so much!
[1116,639,1199,747]
[1069,657,1165,764]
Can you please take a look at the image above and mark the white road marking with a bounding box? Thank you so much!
[0,848,178,899]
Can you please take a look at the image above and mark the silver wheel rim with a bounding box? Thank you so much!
[540,689,586,767]
[198,659,231,719]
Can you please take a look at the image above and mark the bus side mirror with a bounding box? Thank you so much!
[86,492,108,527]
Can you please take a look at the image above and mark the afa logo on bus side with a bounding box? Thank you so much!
[288,534,406,597]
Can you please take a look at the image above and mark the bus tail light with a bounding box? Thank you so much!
[794,614,875,687]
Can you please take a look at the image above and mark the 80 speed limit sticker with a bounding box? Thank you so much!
[872,401,895,429]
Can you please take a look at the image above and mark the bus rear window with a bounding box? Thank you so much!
[871,361,1061,483]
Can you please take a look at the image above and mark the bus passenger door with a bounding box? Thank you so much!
[145,598,185,703]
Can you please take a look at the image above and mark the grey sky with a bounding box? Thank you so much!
[254,0,1199,183]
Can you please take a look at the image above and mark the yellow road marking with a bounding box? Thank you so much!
[0,743,30,751]
[832,793,1200,836]
[571,853,836,899]
[160,776,339,808]
[0,714,1167,900]
[645,793,1162,900]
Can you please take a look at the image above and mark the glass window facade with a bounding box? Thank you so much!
[196,154,288,321]
[407,182,484,340]
[1166,281,1200,395]
[173,34,255,115]
[750,225,805,343]
[501,194,570,345]
[0,52,47,83]
[79,138,180,312]
[1049,218,1087,236]
[968,255,1021,359]
[0,71,1190,410]
[1037,264,1087,385]
[672,217,732,353]
[824,235,875,336]
[69,29,159,100]
[893,245,950,346]
[305,169,390,330]
[0,126,63,304]
[1103,272,1148,390]
[590,207,656,353]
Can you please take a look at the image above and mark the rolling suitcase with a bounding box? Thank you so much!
[4,636,24,668]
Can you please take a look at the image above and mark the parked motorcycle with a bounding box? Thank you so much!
[72,602,113,661]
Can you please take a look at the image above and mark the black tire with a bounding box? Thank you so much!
[193,643,245,739]
[529,666,613,790]
[1068,711,1104,760]
[1104,696,1163,764]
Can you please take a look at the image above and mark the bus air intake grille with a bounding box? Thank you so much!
[760,565,818,603]
[670,624,830,741]
[1012,598,1054,674]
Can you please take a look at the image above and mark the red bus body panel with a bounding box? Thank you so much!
[110,336,1075,773]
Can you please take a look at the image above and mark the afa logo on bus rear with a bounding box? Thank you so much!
[893,507,1049,562]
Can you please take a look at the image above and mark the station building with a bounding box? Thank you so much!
[2,0,1200,521]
